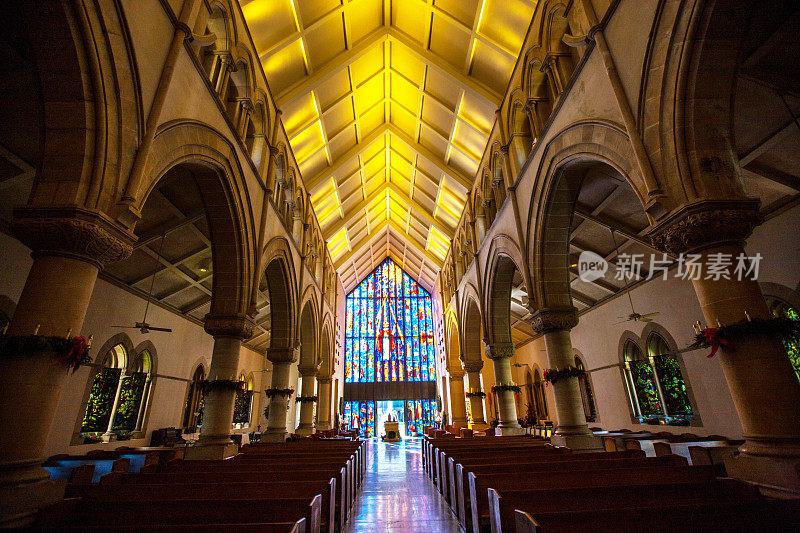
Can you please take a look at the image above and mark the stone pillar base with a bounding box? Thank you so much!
[725,452,800,498]
[0,464,65,528]
[316,422,331,431]
[496,424,524,436]
[262,431,288,443]
[452,417,468,430]
[295,424,314,437]
[550,432,603,452]
[469,422,489,431]
[184,441,239,460]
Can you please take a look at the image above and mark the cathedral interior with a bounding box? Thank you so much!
[1,0,800,530]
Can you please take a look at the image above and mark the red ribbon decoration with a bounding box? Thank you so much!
[703,328,732,357]
[59,336,89,370]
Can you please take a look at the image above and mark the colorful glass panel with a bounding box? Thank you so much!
[344,258,438,384]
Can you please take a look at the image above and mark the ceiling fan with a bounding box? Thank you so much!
[608,228,660,325]
[113,232,173,334]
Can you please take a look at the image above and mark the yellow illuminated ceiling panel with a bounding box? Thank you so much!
[241,0,534,291]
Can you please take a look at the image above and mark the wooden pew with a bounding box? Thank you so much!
[436,445,565,500]
[68,479,335,532]
[488,478,758,533]
[38,494,322,533]
[450,451,645,525]
[45,519,307,532]
[103,467,348,531]
[514,499,800,533]
[467,458,722,533]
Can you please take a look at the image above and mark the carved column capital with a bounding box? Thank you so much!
[11,207,135,268]
[317,376,332,384]
[484,342,515,360]
[204,313,256,339]
[449,370,465,380]
[462,360,484,373]
[267,346,299,364]
[298,365,319,377]
[648,200,762,254]
[530,307,579,334]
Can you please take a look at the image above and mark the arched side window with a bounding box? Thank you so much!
[622,333,694,426]
[81,344,127,439]
[532,369,548,420]
[81,344,155,441]
[766,296,800,383]
[111,350,153,433]
[622,340,662,421]
[183,365,206,433]
[574,355,597,423]
[647,333,692,420]
[233,373,254,428]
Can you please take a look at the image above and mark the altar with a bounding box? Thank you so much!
[383,421,401,442]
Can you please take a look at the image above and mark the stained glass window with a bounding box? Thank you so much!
[233,374,254,426]
[623,341,663,419]
[767,298,800,384]
[648,334,692,418]
[622,334,694,426]
[81,344,154,438]
[345,259,437,384]
[343,399,437,438]
[574,357,597,423]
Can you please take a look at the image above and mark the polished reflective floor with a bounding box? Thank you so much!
[344,438,461,532]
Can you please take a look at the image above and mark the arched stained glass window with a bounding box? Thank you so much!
[767,297,800,384]
[647,334,692,418]
[112,350,152,432]
[344,258,436,384]
[343,259,438,437]
[82,344,127,435]
[623,340,662,419]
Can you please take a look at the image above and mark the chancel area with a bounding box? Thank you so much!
[1,0,800,530]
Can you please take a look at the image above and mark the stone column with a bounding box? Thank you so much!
[448,370,468,429]
[531,308,602,451]
[264,347,298,442]
[296,366,318,436]
[316,376,332,431]
[0,209,133,526]
[463,360,486,426]
[485,343,522,434]
[651,202,800,496]
[186,314,254,460]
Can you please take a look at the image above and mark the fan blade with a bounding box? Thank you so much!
[146,326,172,332]
[638,317,654,322]
[640,312,660,317]
[111,325,138,329]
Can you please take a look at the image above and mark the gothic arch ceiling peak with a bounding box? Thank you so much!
[240,0,535,283]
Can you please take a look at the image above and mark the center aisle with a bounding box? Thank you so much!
[344,438,462,532]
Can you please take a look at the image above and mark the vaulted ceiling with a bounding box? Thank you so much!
[241,0,535,291]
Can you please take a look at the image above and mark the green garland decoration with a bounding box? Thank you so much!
[491,384,521,394]
[465,390,487,399]
[265,387,295,398]
[543,366,586,385]
[689,317,800,357]
[296,395,319,403]
[201,379,245,394]
[0,334,91,373]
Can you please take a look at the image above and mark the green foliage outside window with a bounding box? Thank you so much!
[233,390,253,424]
[112,372,147,431]
[82,368,121,432]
